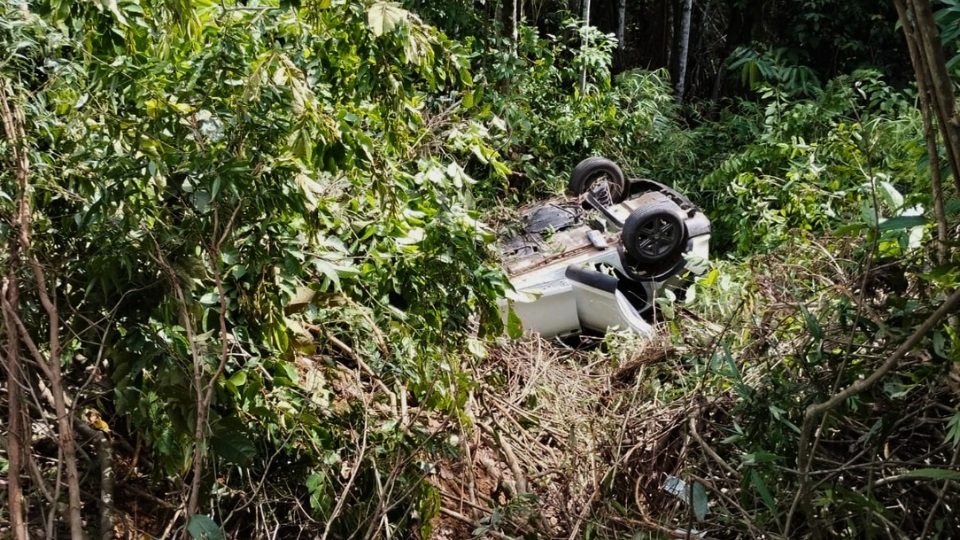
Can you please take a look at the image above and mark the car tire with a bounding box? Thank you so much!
[621,202,687,269]
[569,157,627,203]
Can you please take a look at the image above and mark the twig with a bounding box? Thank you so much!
[581,374,645,540]
[187,204,243,520]
[438,489,497,514]
[150,243,202,533]
[159,508,186,540]
[478,420,528,495]
[221,430,298,527]
[458,389,480,517]
[688,414,738,478]
[477,454,512,497]
[486,396,562,461]
[344,297,390,357]
[26,449,54,503]
[120,483,178,510]
[607,513,719,540]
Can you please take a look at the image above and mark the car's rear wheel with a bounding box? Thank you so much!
[568,157,627,203]
[621,203,687,269]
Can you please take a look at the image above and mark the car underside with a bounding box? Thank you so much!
[499,157,711,338]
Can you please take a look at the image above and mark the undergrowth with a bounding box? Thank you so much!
[2,2,959,539]
[448,233,959,540]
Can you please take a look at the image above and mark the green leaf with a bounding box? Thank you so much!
[101,0,128,26]
[306,472,325,492]
[751,470,778,513]
[292,131,313,164]
[902,468,960,481]
[699,268,719,287]
[466,338,487,358]
[199,292,220,305]
[506,303,523,339]
[187,515,224,540]
[799,305,823,340]
[721,345,751,400]
[882,379,913,399]
[879,215,926,231]
[367,2,408,37]
[876,180,904,212]
[861,198,880,227]
[946,198,960,215]
[722,344,741,381]
[946,414,960,447]
[933,331,947,357]
[742,451,781,465]
[191,190,211,213]
[692,481,709,521]
[211,427,256,466]
[313,259,342,289]
[418,482,442,539]
[221,247,239,266]
[227,371,247,387]
[834,222,868,235]
[280,362,299,384]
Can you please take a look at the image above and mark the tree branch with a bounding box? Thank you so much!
[1,75,85,540]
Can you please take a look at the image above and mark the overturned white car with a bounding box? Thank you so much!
[499,157,710,337]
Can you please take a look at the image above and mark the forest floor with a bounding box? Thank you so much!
[428,334,703,539]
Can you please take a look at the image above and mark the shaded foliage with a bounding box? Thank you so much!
[2,0,959,539]
[1,0,508,535]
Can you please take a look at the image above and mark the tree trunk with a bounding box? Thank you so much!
[499,0,518,55]
[0,83,32,540]
[664,1,674,72]
[2,274,27,540]
[893,0,949,263]
[676,0,694,101]
[1,79,28,539]
[907,0,960,194]
[616,0,626,48]
[580,0,592,93]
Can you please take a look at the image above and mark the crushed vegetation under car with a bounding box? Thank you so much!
[499,157,711,338]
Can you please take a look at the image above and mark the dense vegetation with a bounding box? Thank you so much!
[1,0,958,539]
